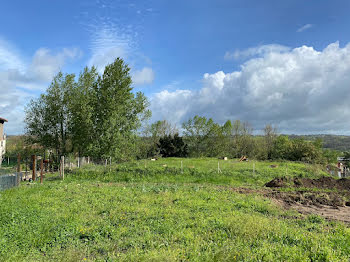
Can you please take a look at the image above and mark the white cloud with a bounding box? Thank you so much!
[132,67,154,85]
[88,25,132,70]
[297,24,313,33]
[151,42,350,134]
[224,44,290,60]
[151,90,193,124]
[87,23,156,82]
[0,38,81,134]
[84,4,155,78]
[0,38,25,72]
[29,47,82,82]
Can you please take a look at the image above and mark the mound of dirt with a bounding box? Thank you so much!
[266,176,350,191]
[265,177,287,188]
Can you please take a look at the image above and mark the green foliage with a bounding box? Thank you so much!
[158,134,188,157]
[181,117,255,159]
[25,72,75,156]
[182,116,217,157]
[140,120,179,157]
[69,66,98,156]
[91,58,150,160]
[25,58,150,161]
[178,117,339,164]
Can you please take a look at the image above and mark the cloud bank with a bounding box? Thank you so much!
[151,42,350,134]
[0,38,80,134]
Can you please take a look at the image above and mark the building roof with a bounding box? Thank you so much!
[0,117,8,123]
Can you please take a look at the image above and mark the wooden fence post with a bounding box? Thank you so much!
[40,159,44,184]
[61,156,65,180]
[32,155,36,181]
[25,157,28,178]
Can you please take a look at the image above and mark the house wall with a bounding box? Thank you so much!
[0,123,5,166]
[0,123,3,141]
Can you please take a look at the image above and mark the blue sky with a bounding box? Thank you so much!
[2,0,350,134]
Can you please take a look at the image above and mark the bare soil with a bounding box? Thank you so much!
[262,177,350,223]
[265,176,350,191]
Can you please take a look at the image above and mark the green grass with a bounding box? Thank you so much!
[69,158,328,188]
[0,158,348,261]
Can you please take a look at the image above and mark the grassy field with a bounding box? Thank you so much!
[0,158,349,261]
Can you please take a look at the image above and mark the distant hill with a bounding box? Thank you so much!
[288,134,350,152]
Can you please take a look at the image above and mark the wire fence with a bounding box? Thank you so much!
[0,154,344,191]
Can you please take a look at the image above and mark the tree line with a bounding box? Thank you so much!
[142,117,338,164]
[23,57,338,164]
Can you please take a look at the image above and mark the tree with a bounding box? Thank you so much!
[231,120,254,158]
[264,124,278,159]
[150,120,178,138]
[91,58,150,160]
[25,58,150,162]
[142,120,179,157]
[25,72,75,157]
[157,134,188,157]
[69,67,98,157]
[271,135,291,160]
[182,116,216,157]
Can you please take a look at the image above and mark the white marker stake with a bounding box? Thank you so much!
[218,161,222,174]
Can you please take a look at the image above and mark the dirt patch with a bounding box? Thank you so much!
[271,197,350,223]
[227,180,350,223]
[264,177,350,222]
[266,190,350,223]
[266,176,350,191]
[266,190,349,207]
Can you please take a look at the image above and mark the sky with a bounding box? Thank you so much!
[1,0,350,135]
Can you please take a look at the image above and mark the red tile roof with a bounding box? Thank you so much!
[0,117,8,122]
